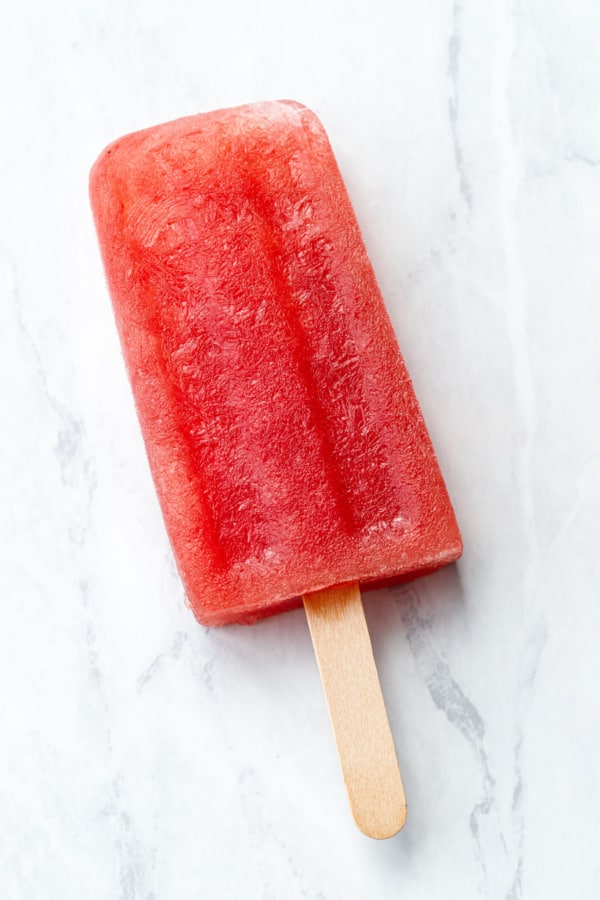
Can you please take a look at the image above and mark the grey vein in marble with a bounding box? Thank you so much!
[448,1,473,213]
[565,152,600,167]
[12,266,97,545]
[394,587,496,890]
[238,767,330,900]
[492,7,550,897]
[136,630,190,693]
[504,621,548,900]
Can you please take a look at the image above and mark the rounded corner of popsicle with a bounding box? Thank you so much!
[274,99,325,126]
[450,517,464,562]
[89,127,146,201]
[88,138,121,201]
[276,98,308,111]
[88,152,103,199]
[440,534,464,571]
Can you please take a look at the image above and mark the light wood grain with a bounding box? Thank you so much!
[303,582,407,839]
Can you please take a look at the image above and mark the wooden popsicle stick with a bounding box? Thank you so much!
[303,582,407,839]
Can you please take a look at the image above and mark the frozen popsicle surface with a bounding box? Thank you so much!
[90,100,462,626]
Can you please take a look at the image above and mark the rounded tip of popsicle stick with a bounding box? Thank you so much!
[352,797,408,840]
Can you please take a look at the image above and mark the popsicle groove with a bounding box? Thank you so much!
[243,179,359,534]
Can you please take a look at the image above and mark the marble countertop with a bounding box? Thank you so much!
[2,1,599,897]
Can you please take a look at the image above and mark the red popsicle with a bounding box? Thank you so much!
[90,100,462,838]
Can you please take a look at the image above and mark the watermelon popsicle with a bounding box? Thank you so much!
[90,101,462,838]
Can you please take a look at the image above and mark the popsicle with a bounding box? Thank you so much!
[90,100,462,838]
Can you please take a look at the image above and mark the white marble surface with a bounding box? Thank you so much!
[2,1,600,897]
